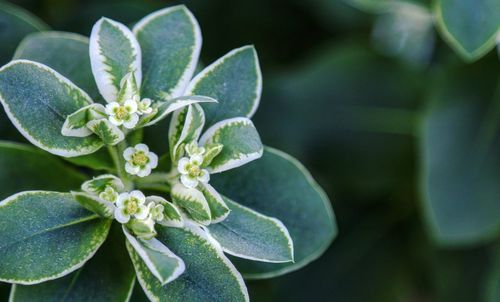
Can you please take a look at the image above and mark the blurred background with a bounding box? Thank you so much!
[0,0,499,301]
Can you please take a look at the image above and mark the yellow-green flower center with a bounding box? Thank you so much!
[125,198,139,214]
[131,152,148,166]
[114,106,128,120]
[187,164,201,178]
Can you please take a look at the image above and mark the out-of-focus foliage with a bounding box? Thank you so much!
[0,0,499,301]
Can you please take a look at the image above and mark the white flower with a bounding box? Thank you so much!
[177,144,210,188]
[137,98,153,115]
[105,99,139,129]
[123,143,158,177]
[114,190,149,223]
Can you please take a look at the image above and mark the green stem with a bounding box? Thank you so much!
[108,142,134,191]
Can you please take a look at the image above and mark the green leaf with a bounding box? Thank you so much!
[61,103,106,137]
[63,148,115,171]
[71,192,115,218]
[133,5,201,101]
[211,147,337,279]
[86,118,125,145]
[198,183,230,223]
[132,225,249,302]
[421,61,500,245]
[200,117,263,173]
[0,2,48,64]
[124,227,185,285]
[142,95,217,127]
[0,141,86,200]
[436,0,500,61]
[0,191,111,284]
[171,182,211,225]
[168,104,205,162]
[90,17,141,103]
[13,31,101,100]
[208,196,293,263]
[186,46,262,128]
[10,223,136,302]
[0,60,104,157]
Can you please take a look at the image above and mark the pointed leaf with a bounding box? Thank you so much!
[90,18,141,103]
[186,46,262,127]
[0,191,111,284]
[198,183,230,223]
[124,227,185,285]
[133,5,201,100]
[171,182,211,225]
[142,95,216,127]
[10,224,136,302]
[71,191,115,218]
[208,196,293,263]
[14,31,100,99]
[0,141,86,200]
[200,117,263,173]
[62,103,106,137]
[132,225,249,302]
[0,60,103,157]
[436,0,500,61]
[168,103,205,162]
[86,118,125,145]
[211,147,337,279]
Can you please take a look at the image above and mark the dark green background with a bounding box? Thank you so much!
[0,0,499,301]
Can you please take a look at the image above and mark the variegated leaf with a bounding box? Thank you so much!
[146,196,183,228]
[168,104,205,162]
[132,225,249,302]
[199,117,263,173]
[81,174,124,194]
[208,196,293,263]
[142,95,216,127]
[86,118,125,145]
[0,60,103,157]
[133,5,201,100]
[171,182,211,225]
[90,18,141,103]
[198,183,230,223]
[124,227,185,285]
[186,46,262,127]
[62,103,106,137]
[71,191,115,218]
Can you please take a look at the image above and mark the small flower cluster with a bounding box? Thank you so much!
[78,175,178,240]
[105,73,154,129]
[175,141,222,189]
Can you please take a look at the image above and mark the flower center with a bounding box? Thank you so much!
[114,106,128,120]
[126,198,139,214]
[131,152,148,166]
[187,164,201,178]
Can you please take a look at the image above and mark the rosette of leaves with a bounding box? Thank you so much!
[0,5,337,301]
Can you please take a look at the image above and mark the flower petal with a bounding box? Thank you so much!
[135,143,149,152]
[177,158,190,174]
[115,207,130,223]
[124,99,138,113]
[125,162,140,175]
[108,116,124,126]
[148,152,158,169]
[198,169,210,184]
[181,174,198,189]
[130,190,146,203]
[105,102,120,115]
[116,193,129,207]
[135,205,149,220]
[137,166,152,178]
[123,113,139,129]
[190,154,203,166]
[123,147,135,160]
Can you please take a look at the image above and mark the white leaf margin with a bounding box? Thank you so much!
[133,5,202,100]
[0,59,103,157]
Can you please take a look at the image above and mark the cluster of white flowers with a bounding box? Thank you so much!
[177,143,210,188]
[105,97,153,129]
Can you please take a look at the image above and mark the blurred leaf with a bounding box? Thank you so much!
[0,283,9,301]
[14,31,101,100]
[0,141,85,200]
[435,0,500,61]
[212,147,337,279]
[484,245,500,302]
[421,56,500,245]
[63,148,115,171]
[372,2,434,66]
[344,0,428,13]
